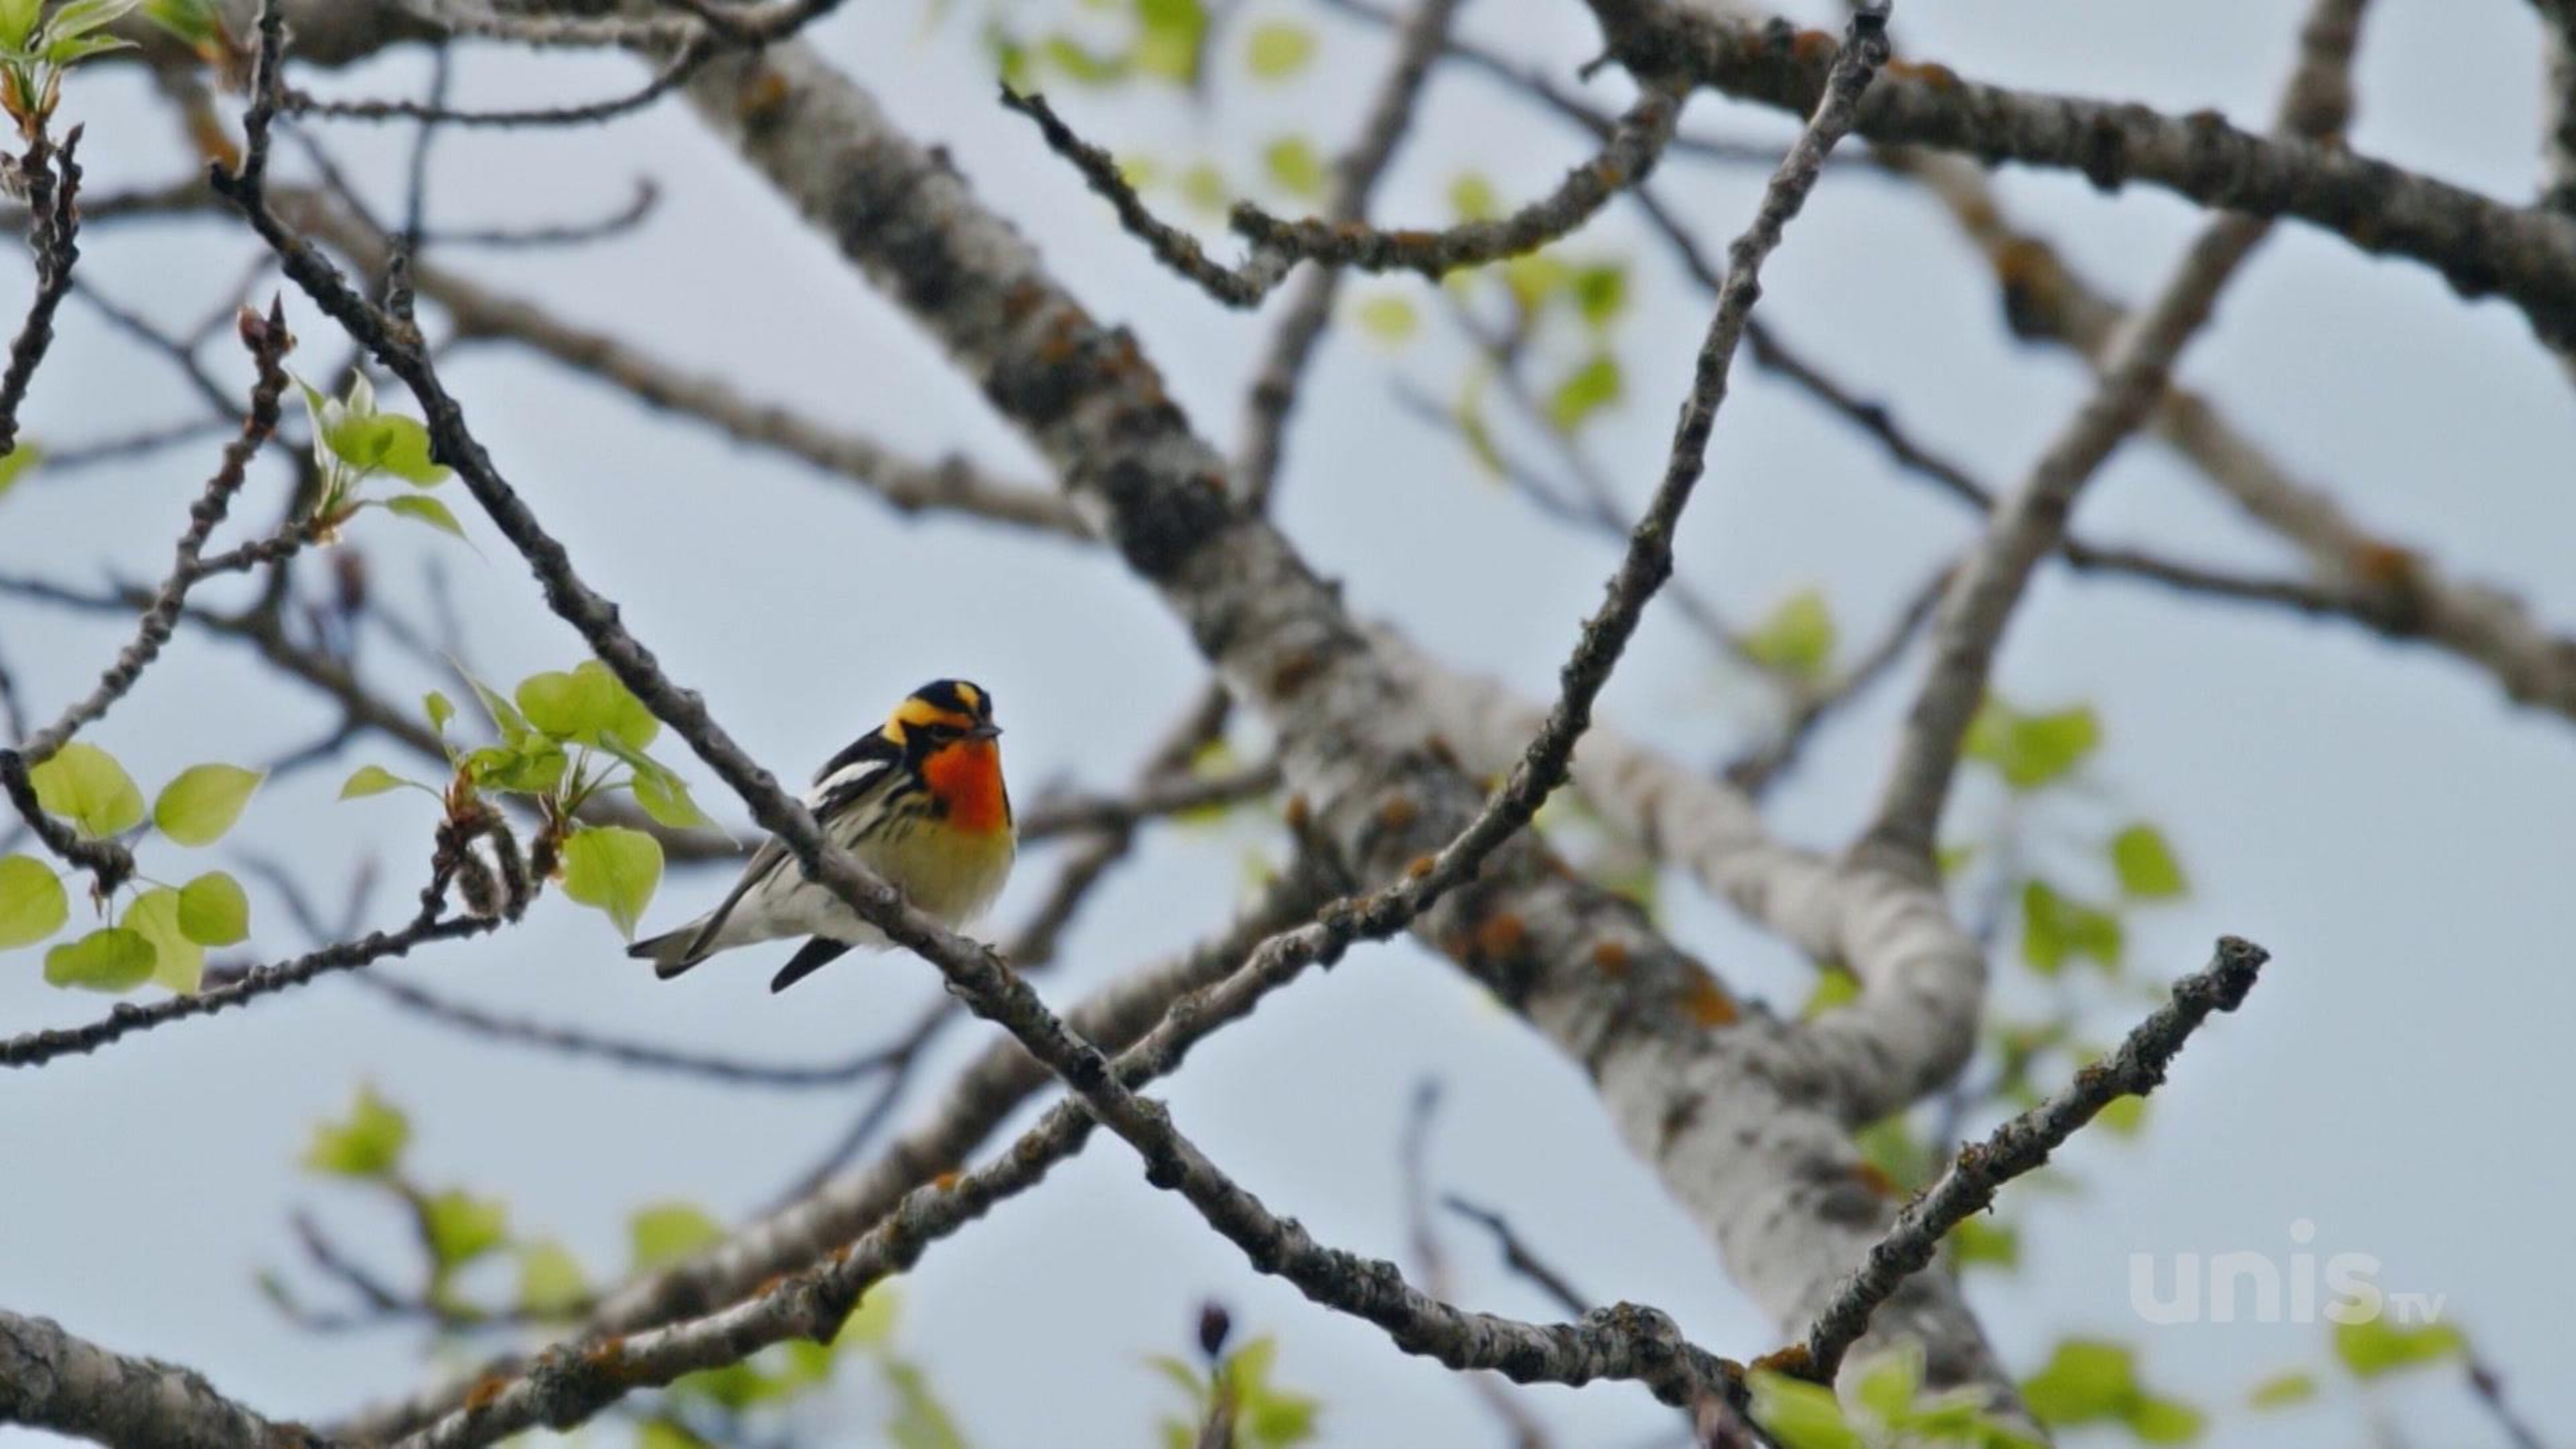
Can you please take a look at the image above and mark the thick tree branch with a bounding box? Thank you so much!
[0,1310,325,1448]
[1583,0,2576,347]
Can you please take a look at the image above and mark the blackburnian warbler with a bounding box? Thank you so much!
[629,679,1015,992]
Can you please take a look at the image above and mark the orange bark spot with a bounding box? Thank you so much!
[2350,541,2420,589]
[1268,647,1327,698]
[1472,912,1528,963]
[1405,854,1437,880]
[738,68,792,125]
[464,1375,508,1410]
[933,1170,964,1191]
[1680,971,1738,1028]
[1790,28,1838,65]
[1751,1343,1816,1380]
[1591,939,1631,978]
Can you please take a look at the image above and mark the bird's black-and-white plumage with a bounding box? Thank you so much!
[627,679,1014,992]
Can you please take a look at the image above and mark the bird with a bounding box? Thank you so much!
[628,678,1014,992]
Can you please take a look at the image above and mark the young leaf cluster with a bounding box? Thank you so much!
[2,743,262,994]
[1751,1344,2041,1448]
[341,661,711,938]
[294,371,464,542]
[0,0,134,135]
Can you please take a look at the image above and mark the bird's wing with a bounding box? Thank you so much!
[679,746,899,962]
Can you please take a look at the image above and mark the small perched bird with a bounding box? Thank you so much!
[629,679,1015,992]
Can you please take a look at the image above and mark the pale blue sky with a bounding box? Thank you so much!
[3,2,2570,1445]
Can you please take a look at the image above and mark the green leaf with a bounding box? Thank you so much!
[1854,1344,1924,1423]
[516,661,659,749]
[143,0,224,47]
[383,492,467,538]
[1353,294,1416,344]
[1546,352,1622,432]
[2246,1371,2317,1409]
[1744,588,1838,680]
[29,741,145,838]
[1946,1215,2020,1270]
[1039,32,1128,86]
[1133,0,1208,83]
[1243,1389,1319,1449]
[1748,1371,1863,1449]
[2093,1092,2148,1136]
[837,1282,902,1349]
[1572,262,1628,329]
[177,870,249,947]
[2020,1338,2139,1425]
[1178,161,1228,217]
[562,825,663,939]
[2331,1318,2465,1380]
[327,412,449,486]
[516,1239,590,1317]
[122,887,203,994]
[2110,823,2188,898]
[0,854,67,948]
[1503,253,1574,312]
[1262,135,1324,198]
[884,1357,973,1449]
[468,742,567,796]
[1964,700,2101,791]
[302,1084,409,1177]
[1146,1353,1208,1407]
[1447,172,1499,222]
[458,667,532,745]
[423,1189,509,1269]
[629,1200,723,1271]
[1854,1114,1928,1194]
[638,1422,714,1449]
[2127,1395,2206,1444]
[338,764,416,800]
[152,763,263,846]
[631,766,713,831]
[1243,21,1313,78]
[424,690,456,737]
[44,925,156,992]
[2020,878,2122,975]
[1800,965,1860,1019]
[0,440,40,500]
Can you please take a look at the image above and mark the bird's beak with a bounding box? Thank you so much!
[965,722,1002,742]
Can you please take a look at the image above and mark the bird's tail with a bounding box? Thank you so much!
[628,923,709,979]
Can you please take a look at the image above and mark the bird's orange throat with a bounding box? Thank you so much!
[925,740,1011,834]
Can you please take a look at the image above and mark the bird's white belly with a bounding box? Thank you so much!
[728,817,1014,950]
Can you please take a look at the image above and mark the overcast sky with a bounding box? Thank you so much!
[4,2,2572,1446]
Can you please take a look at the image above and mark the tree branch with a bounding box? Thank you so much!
[1801,935,2271,1379]
[0,1309,326,1448]
[1583,0,2576,347]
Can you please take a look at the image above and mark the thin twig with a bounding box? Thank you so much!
[1801,936,2270,1379]
[1235,0,1464,507]
[1002,82,1680,309]
[0,125,82,457]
